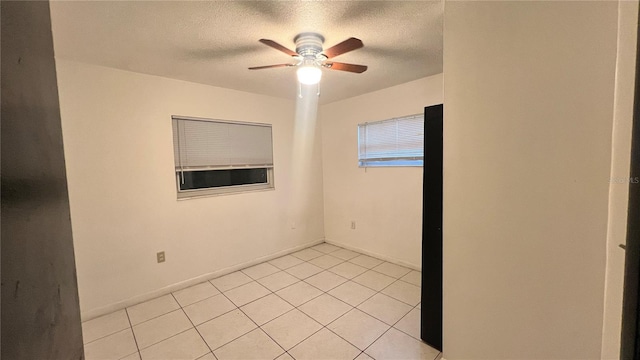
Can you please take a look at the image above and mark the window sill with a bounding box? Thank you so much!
[176,185,275,200]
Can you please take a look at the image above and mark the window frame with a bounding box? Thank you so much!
[357,113,424,168]
[172,115,275,199]
[175,168,274,199]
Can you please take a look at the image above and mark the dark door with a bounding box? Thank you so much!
[620,7,640,359]
[1,1,84,358]
[421,104,443,351]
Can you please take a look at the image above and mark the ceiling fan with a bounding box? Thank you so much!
[248,33,368,85]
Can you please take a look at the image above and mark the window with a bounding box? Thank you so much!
[172,116,274,198]
[358,114,424,167]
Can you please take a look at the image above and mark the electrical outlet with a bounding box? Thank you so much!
[351,221,356,229]
[157,251,165,263]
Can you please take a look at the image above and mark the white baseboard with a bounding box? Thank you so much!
[324,239,421,271]
[81,238,324,321]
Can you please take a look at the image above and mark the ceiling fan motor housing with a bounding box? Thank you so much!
[294,33,325,60]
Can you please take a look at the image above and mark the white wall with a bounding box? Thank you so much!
[320,74,443,269]
[55,60,325,319]
[443,1,618,359]
[601,1,639,358]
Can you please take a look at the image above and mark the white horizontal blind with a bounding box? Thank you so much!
[358,114,424,167]
[172,117,273,170]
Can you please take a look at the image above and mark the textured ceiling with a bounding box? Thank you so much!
[49,1,443,104]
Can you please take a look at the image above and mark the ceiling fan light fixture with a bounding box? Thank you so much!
[249,34,367,88]
[297,65,322,85]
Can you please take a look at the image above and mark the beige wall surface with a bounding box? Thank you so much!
[443,1,618,359]
[601,1,639,358]
[55,60,325,318]
[320,74,443,268]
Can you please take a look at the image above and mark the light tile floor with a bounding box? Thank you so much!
[82,243,440,360]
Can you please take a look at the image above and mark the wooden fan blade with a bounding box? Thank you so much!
[259,39,298,57]
[248,64,295,70]
[323,37,364,59]
[324,61,368,73]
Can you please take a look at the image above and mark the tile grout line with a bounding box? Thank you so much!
[287,261,409,359]
[352,269,419,307]
[175,284,223,308]
[308,258,348,270]
[240,287,320,360]
[201,245,327,293]
[311,267,425,358]
[86,306,188,355]
[259,306,324,354]
[392,301,424,342]
[267,251,352,357]
[153,287,236,328]
[198,289,258,355]
[190,307,237,327]
[83,325,132,347]
[137,327,196,355]
[227,285,273,309]
[214,286,288,359]
[169,292,217,359]
[113,270,264,333]
[274,281,324,309]
[208,278,252,294]
[131,310,195,353]
[320,281,391,355]
[378,275,416,301]
[333,279,380,309]
[359,282,438,360]
[301,271,349,293]
[240,267,281,282]
[360,276,415,323]
[122,296,183,329]
[196,353,216,360]
[266,257,378,357]
[179,292,222,310]
[123,308,141,360]
[237,256,363,356]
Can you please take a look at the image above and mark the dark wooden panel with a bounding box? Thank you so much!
[421,104,443,351]
[1,1,84,358]
[620,5,640,359]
